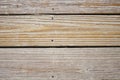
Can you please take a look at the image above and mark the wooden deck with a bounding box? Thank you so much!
[0,0,120,80]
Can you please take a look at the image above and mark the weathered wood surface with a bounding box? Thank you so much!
[0,0,120,14]
[0,15,120,46]
[0,48,120,80]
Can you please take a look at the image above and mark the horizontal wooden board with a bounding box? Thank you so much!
[0,15,120,46]
[0,48,120,80]
[0,0,120,14]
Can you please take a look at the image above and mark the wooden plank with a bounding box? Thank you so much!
[0,15,120,46]
[0,48,120,80]
[0,0,120,14]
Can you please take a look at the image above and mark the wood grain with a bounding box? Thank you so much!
[0,15,120,46]
[0,0,120,14]
[0,48,120,80]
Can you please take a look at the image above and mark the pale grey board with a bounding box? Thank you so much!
[0,48,120,80]
[0,0,120,14]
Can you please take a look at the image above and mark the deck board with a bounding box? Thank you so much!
[0,0,120,14]
[0,15,120,46]
[0,48,120,80]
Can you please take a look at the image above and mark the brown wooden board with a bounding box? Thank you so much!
[0,15,120,46]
